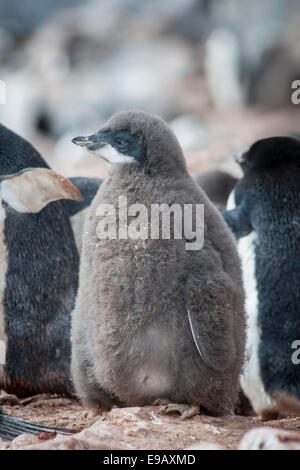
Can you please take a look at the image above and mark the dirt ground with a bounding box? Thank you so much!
[1,394,300,450]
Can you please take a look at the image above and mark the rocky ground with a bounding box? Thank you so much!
[1,395,300,450]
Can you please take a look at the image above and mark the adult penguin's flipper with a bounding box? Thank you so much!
[64,177,103,217]
[222,207,252,240]
[0,410,73,441]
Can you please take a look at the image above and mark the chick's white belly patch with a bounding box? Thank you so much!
[132,326,173,397]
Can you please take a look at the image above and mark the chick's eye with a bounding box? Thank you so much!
[115,137,127,148]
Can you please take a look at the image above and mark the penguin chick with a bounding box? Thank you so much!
[71,110,245,418]
[196,170,238,211]
[223,136,300,419]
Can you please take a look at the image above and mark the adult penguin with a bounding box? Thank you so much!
[0,124,96,398]
[223,136,300,419]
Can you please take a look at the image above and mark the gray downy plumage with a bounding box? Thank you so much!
[71,110,246,416]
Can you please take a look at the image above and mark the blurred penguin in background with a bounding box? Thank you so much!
[196,170,238,211]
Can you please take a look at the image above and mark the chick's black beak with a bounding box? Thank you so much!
[72,135,92,147]
[72,132,108,152]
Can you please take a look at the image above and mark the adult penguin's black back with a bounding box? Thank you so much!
[0,124,79,397]
[223,136,300,419]
[0,124,48,172]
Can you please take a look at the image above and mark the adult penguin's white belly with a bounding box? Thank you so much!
[238,231,277,416]
[227,190,277,417]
